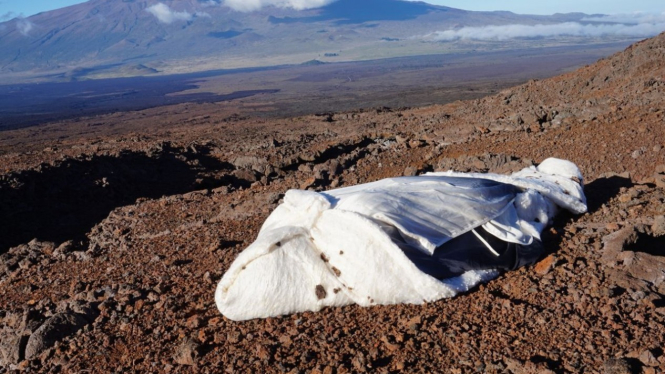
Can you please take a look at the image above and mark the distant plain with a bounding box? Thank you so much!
[0,40,633,132]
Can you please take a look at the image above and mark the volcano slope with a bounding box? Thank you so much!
[1,33,665,373]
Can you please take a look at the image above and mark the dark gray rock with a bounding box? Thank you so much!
[0,330,29,366]
[24,312,90,360]
[232,169,258,183]
[603,358,632,374]
[232,156,268,173]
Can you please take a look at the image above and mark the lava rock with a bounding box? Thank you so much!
[173,338,200,366]
[534,255,556,275]
[603,358,633,374]
[24,312,90,360]
[0,330,29,366]
[652,216,665,237]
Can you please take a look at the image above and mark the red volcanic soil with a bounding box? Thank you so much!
[1,34,665,372]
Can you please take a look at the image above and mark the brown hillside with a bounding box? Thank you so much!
[1,33,664,372]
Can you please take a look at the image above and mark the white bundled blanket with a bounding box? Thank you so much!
[215,158,587,320]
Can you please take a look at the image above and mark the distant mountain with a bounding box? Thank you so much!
[0,0,639,83]
[269,0,442,23]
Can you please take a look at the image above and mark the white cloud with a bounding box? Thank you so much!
[16,17,34,36]
[426,21,665,41]
[146,3,193,24]
[583,12,665,25]
[223,0,335,12]
[199,0,221,6]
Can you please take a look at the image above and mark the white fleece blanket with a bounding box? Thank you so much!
[215,158,587,321]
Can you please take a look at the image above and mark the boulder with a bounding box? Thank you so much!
[25,312,90,360]
[0,330,28,366]
[173,338,199,366]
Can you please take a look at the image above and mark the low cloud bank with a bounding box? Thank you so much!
[427,19,665,41]
[146,3,193,24]
[583,12,665,25]
[223,0,336,12]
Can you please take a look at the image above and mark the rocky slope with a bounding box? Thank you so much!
[1,32,665,373]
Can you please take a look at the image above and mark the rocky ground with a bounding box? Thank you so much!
[1,33,665,373]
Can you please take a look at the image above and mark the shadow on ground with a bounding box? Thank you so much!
[584,175,634,214]
[0,145,238,252]
[539,175,633,259]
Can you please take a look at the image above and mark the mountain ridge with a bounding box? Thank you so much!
[0,0,637,83]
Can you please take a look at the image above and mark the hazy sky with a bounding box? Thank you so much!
[0,0,663,18]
